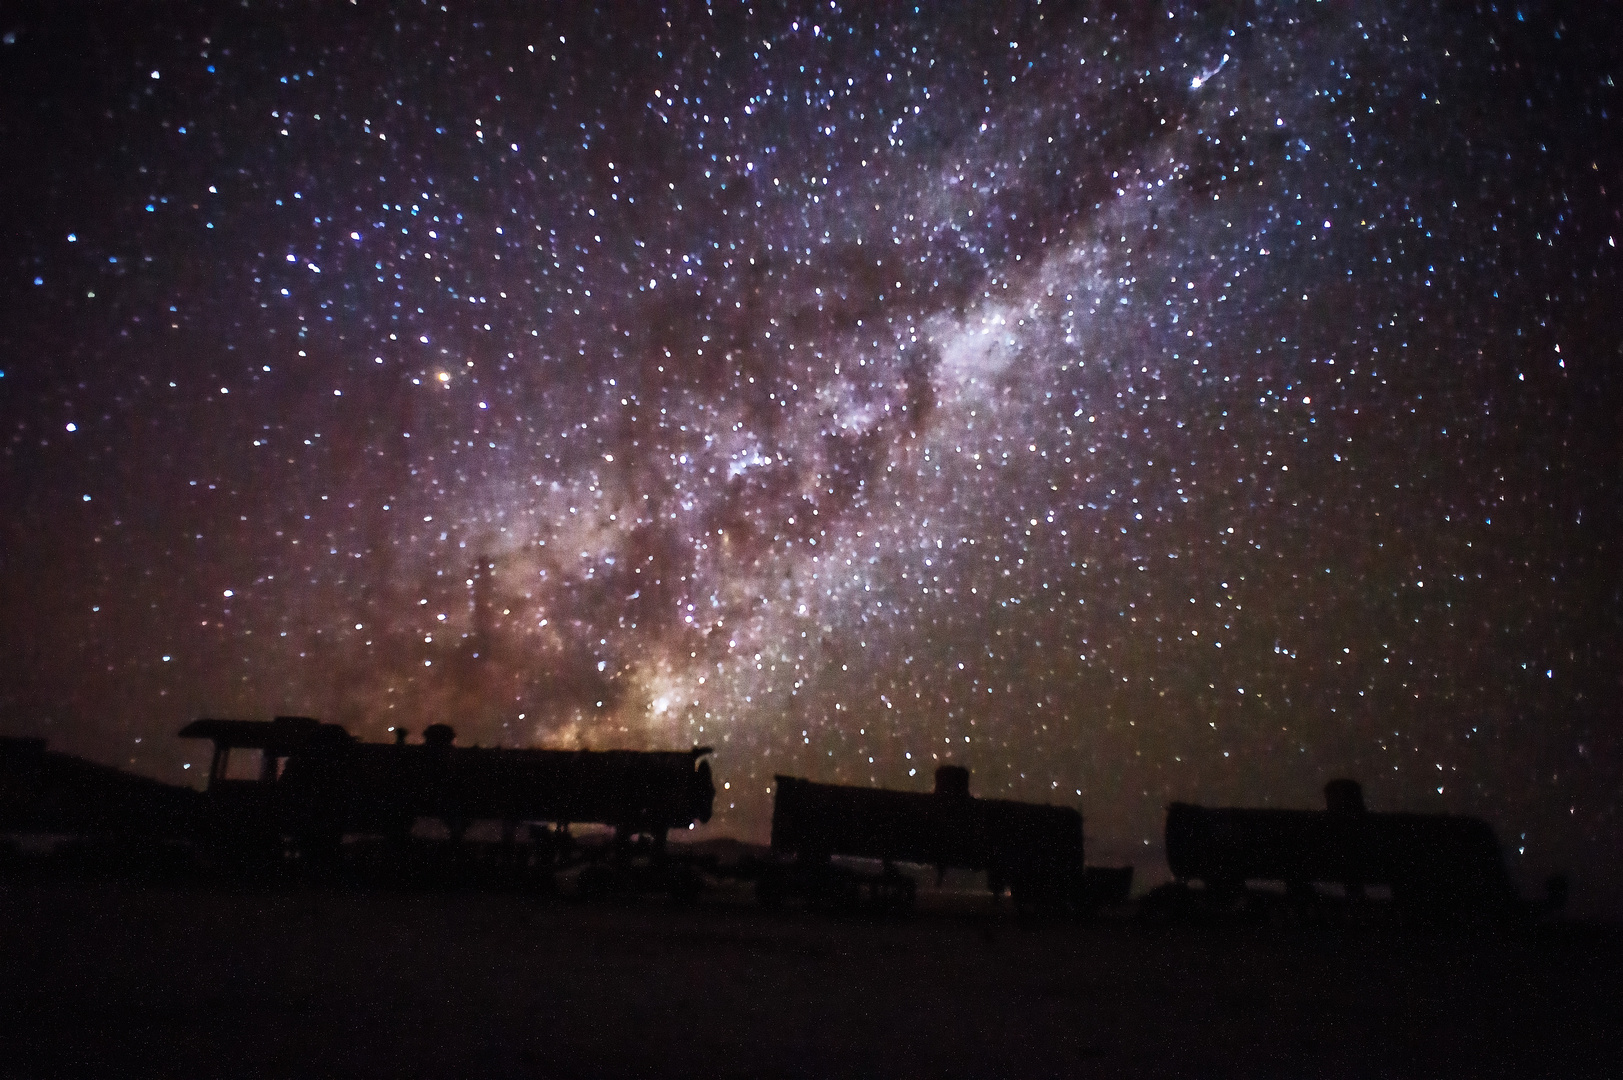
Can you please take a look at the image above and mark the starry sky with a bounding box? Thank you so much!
[2,2,1619,908]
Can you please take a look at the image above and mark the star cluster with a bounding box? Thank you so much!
[2,3,1618,905]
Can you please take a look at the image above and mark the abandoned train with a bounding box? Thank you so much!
[4,716,1552,918]
[178,716,715,856]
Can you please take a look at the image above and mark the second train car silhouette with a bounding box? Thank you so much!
[759,765,1087,911]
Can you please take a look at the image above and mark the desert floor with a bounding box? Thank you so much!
[1,878,1618,1079]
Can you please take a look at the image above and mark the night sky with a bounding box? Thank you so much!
[3,3,1619,907]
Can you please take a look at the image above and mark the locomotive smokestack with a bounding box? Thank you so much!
[934,764,971,800]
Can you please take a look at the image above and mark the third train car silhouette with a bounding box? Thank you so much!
[1163,779,1535,917]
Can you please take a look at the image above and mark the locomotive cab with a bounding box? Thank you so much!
[177,716,353,854]
[179,716,345,792]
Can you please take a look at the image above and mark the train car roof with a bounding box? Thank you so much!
[177,716,349,750]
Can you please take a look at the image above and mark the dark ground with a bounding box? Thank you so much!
[1,880,1618,1079]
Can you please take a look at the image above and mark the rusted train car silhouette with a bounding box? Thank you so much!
[761,765,1124,911]
[179,716,714,863]
[1163,779,1554,916]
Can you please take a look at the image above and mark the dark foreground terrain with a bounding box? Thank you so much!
[1,879,1617,1079]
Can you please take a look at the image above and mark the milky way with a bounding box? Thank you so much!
[2,3,1619,906]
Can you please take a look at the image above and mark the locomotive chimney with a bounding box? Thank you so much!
[1324,778,1365,814]
[393,726,409,746]
[934,764,971,800]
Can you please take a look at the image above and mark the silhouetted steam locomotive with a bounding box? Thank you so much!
[178,716,714,859]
